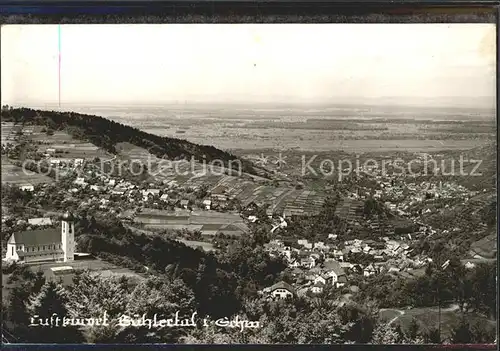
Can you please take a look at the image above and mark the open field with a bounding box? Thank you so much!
[134,209,249,235]
[379,309,402,322]
[379,306,497,340]
[151,132,491,153]
[27,257,124,271]
[176,239,216,251]
[80,104,495,153]
[1,156,54,185]
[116,142,161,162]
[27,127,111,159]
[26,257,144,280]
[115,143,236,188]
[2,258,144,306]
[469,234,497,259]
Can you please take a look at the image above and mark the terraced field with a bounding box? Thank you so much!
[1,122,22,146]
[208,175,327,216]
[27,127,111,159]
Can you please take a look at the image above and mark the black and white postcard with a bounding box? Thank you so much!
[1,23,497,345]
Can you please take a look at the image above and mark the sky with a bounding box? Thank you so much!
[1,24,496,107]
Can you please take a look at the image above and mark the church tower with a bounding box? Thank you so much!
[61,211,75,262]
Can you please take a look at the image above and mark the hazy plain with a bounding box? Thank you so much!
[66,104,496,153]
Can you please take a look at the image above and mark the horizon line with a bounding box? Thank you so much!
[2,97,496,110]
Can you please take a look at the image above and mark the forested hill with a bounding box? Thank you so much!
[1,107,268,177]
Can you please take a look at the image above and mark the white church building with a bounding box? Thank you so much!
[6,211,75,264]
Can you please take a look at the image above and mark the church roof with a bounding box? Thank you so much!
[11,229,61,246]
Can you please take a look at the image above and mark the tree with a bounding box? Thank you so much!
[127,276,196,317]
[450,315,473,344]
[27,281,68,319]
[405,318,420,341]
[26,281,83,343]
[195,184,209,199]
[469,262,496,318]
[469,319,497,344]
[252,225,270,246]
[182,319,237,344]
[338,300,378,343]
[125,276,197,343]
[296,309,353,343]
[67,270,128,319]
[424,328,441,344]
[4,285,32,341]
[82,321,124,344]
[371,322,403,344]
[66,271,130,343]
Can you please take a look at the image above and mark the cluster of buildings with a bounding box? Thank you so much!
[260,258,348,299]
[379,180,477,216]
[61,167,211,212]
[263,231,433,297]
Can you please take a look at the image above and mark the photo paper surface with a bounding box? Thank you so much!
[1,23,497,345]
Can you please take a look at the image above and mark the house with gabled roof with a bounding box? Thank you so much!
[363,264,377,277]
[323,260,347,288]
[265,281,296,300]
[19,184,34,192]
[313,273,333,286]
[202,199,212,210]
[300,256,316,269]
[311,281,325,294]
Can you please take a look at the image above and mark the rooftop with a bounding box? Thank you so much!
[269,281,296,294]
[28,217,53,226]
[51,266,75,276]
[323,260,345,276]
[10,228,61,246]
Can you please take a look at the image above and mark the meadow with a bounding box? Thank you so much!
[176,239,216,252]
[28,127,111,160]
[134,209,249,235]
[469,234,497,259]
[379,306,497,341]
[1,156,54,185]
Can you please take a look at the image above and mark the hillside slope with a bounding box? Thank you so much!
[442,143,496,191]
[1,107,269,178]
